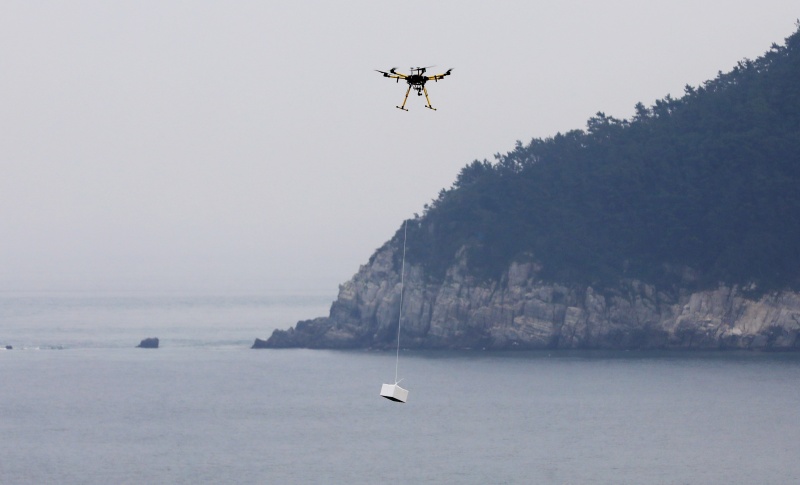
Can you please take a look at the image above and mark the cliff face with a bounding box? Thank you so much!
[263,244,800,350]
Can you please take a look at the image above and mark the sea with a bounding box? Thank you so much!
[2,292,800,485]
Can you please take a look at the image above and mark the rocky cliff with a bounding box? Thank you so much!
[261,243,800,350]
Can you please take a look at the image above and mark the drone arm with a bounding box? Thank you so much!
[386,74,407,84]
[376,70,407,80]
[426,68,453,81]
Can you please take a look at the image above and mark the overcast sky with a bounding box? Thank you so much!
[1,1,798,295]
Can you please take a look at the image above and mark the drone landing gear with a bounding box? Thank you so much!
[396,86,412,111]
[423,86,437,111]
[395,83,437,111]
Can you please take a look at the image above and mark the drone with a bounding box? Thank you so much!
[375,66,453,111]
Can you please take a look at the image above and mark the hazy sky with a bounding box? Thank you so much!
[2,1,798,295]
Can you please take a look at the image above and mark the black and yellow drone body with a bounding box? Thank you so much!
[375,66,453,111]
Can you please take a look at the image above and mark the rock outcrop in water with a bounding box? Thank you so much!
[261,244,800,351]
[137,337,159,349]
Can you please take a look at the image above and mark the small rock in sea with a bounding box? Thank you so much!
[5,345,12,350]
[137,337,159,349]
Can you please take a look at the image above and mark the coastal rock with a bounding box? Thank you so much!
[252,338,269,349]
[137,337,159,349]
[263,244,800,351]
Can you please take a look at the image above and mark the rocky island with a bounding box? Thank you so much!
[137,337,159,349]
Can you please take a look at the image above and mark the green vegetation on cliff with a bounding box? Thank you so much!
[403,25,800,292]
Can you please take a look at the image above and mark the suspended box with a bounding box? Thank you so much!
[380,383,409,403]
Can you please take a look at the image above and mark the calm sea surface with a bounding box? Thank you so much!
[2,293,800,484]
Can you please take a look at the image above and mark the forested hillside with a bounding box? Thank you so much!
[402,25,800,293]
